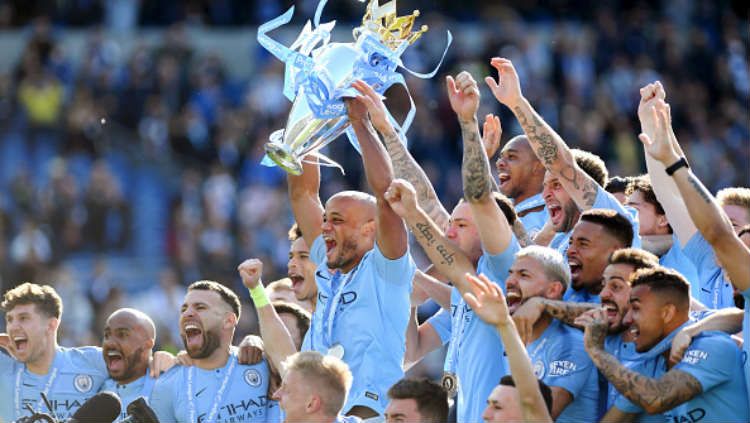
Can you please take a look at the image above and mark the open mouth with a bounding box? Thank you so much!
[13,336,28,352]
[498,173,511,188]
[183,323,203,349]
[602,302,618,321]
[629,326,640,339]
[506,290,523,312]
[568,261,582,280]
[548,204,562,225]
[323,236,336,254]
[289,274,304,291]
[106,350,124,372]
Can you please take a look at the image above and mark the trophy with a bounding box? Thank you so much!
[257,0,451,174]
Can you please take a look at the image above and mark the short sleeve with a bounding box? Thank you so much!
[674,334,737,392]
[311,235,326,266]
[371,242,416,286]
[426,309,452,345]
[477,236,521,293]
[149,367,179,423]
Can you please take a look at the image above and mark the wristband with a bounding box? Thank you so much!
[248,285,270,308]
[665,157,689,176]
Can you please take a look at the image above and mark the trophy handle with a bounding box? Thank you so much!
[265,143,304,175]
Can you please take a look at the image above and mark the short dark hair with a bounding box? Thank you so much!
[605,176,632,195]
[273,301,311,339]
[580,209,634,247]
[1,283,63,319]
[572,149,608,187]
[630,267,690,310]
[608,248,659,273]
[499,375,553,414]
[188,280,241,319]
[387,378,448,422]
[288,223,303,241]
[626,175,672,233]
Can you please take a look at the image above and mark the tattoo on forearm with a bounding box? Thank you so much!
[591,350,702,412]
[414,222,436,245]
[436,245,455,265]
[460,120,492,201]
[687,173,712,204]
[383,132,449,226]
[514,107,559,166]
[543,300,595,326]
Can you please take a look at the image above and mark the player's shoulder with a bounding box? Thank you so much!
[59,345,104,366]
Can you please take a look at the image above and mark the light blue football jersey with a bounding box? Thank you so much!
[101,372,156,422]
[149,351,277,423]
[305,235,416,415]
[446,239,520,423]
[682,232,735,309]
[526,319,599,422]
[0,346,108,422]
[515,193,548,238]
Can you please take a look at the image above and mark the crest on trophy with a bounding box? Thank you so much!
[257,0,451,174]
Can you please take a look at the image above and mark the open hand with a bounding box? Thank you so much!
[638,100,680,165]
[485,58,523,108]
[462,273,511,327]
[350,79,394,136]
[575,308,608,352]
[446,71,481,123]
[482,114,502,159]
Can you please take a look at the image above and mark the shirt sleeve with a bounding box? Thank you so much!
[477,236,521,293]
[592,186,641,248]
[149,368,178,423]
[371,242,416,286]
[80,346,108,377]
[425,309,452,345]
[311,235,326,266]
[674,333,737,392]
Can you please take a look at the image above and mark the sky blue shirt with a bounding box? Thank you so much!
[660,235,700,301]
[550,186,641,257]
[101,372,156,422]
[425,308,451,345]
[682,232,735,309]
[0,346,108,422]
[150,352,276,423]
[562,287,600,304]
[303,235,416,415]
[615,328,749,422]
[515,193,548,239]
[526,319,599,423]
[447,239,520,423]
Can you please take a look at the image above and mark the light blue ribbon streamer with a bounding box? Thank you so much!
[257,0,452,169]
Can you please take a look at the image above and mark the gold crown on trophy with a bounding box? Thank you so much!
[357,0,428,50]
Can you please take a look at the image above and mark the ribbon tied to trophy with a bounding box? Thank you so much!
[257,0,452,174]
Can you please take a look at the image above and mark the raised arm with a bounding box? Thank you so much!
[347,82,407,259]
[464,273,553,423]
[351,81,451,230]
[385,179,476,294]
[512,297,597,343]
[639,98,750,291]
[238,259,297,376]
[447,71,512,255]
[287,156,324,248]
[578,309,702,414]
[638,82,697,246]
[486,58,599,209]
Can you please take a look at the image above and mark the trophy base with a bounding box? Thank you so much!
[265,144,303,175]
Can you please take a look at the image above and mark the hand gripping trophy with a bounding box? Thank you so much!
[257,0,451,174]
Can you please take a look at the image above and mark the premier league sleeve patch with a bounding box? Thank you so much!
[244,369,262,387]
[74,374,94,393]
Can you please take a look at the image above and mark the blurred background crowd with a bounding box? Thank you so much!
[0,0,747,379]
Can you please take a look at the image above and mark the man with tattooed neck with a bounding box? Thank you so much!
[578,267,749,422]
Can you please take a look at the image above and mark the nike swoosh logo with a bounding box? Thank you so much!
[316,270,330,280]
[195,387,206,397]
[23,383,35,387]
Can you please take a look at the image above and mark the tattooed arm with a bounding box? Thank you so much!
[385,179,476,295]
[512,297,597,343]
[486,58,599,209]
[639,96,750,292]
[578,309,703,414]
[447,71,513,255]
[351,80,450,230]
